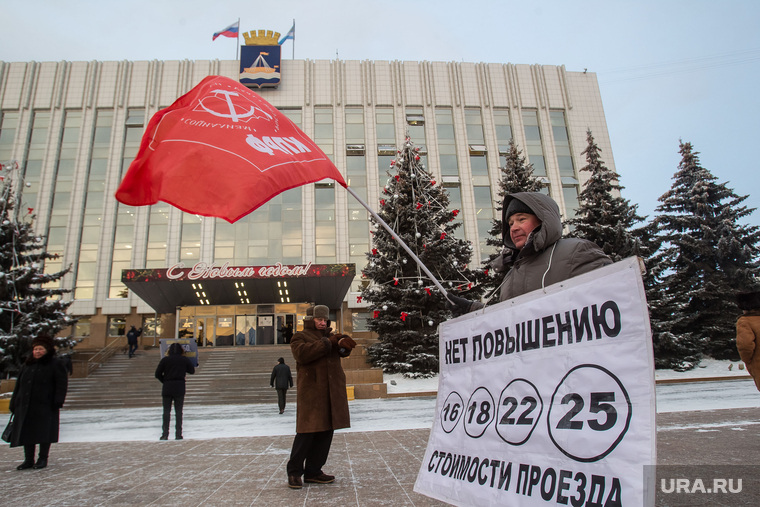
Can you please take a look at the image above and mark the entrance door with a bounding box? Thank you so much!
[235,315,257,346]
[195,317,216,347]
[257,314,275,345]
[275,314,296,344]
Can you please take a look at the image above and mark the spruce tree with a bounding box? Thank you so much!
[652,141,760,364]
[0,166,77,377]
[360,137,481,376]
[565,130,645,262]
[479,139,544,302]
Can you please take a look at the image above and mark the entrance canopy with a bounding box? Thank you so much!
[122,262,355,314]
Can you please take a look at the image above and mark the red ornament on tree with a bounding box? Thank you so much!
[393,277,399,285]
[416,202,423,210]
[372,248,378,255]
[373,310,380,318]
[380,199,385,206]
[356,296,363,303]
[424,288,432,295]
[400,312,408,321]
[440,232,447,240]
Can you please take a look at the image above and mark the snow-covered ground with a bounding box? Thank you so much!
[1,359,756,444]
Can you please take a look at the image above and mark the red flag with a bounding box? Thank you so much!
[115,75,346,223]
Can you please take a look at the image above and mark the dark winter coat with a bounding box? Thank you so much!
[492,192,612,300]
[8,351,68,447]
[155,351,195,396]
[270,362,293,390]
[736,310,760,391]
[127,327,141,345]
[290,320,352,433]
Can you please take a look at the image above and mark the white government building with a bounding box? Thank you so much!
[0,39,617,352]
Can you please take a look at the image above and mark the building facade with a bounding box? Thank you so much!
[0,58,616,350]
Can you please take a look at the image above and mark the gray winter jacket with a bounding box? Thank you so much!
[492,192,612,300]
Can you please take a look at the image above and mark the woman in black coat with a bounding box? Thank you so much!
[155,342,195,440]
[9,334,68,470]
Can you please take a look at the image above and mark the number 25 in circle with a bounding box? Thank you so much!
[547,364,632,462]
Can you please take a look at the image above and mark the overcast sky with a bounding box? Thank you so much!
[2,0,759,227]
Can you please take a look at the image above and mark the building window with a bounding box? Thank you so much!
[74,317,91,339]
[473,186,495,261]
[180,214,202,261]
[0,111,20,162]
[522,110,546,176]
[465,108,485,144]
[20,111,51,218]
[315,183,336,263]
[352,311,371,332]
[108,316,127,337]
[550,110,576,178]
[562,185,580,221]
[376,107,395,144]
[227,187,302,266]
[436,108,458,176]
[494,109,513,166]
[45,110,81,287]
[314,106,334,159]
[405,107,427,167]
[443,183,465,240]
[345,107,364,144]
[75,109,113,300]
[142,316,164,337]
[146,204,170,268]
[279,108,302,127]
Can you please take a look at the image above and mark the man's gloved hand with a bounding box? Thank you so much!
[446,294,478,317]
[338,336,357,350]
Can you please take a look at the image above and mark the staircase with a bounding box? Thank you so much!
[64,346,297,410]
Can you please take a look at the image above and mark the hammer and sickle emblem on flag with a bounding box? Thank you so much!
[199,89,258,122]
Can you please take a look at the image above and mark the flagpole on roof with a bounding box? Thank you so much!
[292,19,295,60]
[343,185,450,299]
[236,18,240,61]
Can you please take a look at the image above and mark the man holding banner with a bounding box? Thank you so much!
[448,192,611,311]
[421,193,657,505]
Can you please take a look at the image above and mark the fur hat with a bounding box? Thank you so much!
[505,197,536,222]
[313,305,329,320]
[31,335,56,354]
[736,291,760,311]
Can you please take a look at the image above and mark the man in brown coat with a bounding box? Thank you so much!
[736,291,760,391]
[286,305,357,489]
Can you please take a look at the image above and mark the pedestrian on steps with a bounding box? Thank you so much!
[127,326,142,358]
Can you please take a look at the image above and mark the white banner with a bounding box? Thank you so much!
[414,257,656,506]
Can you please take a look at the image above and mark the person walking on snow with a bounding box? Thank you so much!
[270,357,293,414]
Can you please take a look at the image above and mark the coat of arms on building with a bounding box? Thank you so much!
[239,30,282,89]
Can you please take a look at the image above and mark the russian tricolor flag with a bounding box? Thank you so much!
[213,21,239,41]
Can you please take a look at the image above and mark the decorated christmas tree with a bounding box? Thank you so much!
[479,139,545,302]
[0,163,78,377]
[360,137,481,376]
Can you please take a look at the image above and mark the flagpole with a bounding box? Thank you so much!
[236,18,240,61]
[292,19,295,60]
[343,185,449,298]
